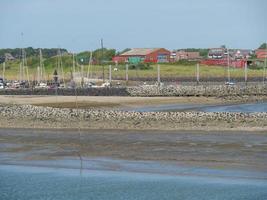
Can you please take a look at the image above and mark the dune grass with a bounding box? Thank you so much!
[1,57,265,81]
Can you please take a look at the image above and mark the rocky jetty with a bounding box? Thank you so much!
[127,85,267,97]
[0,85,266,97]
[0,104,266,130]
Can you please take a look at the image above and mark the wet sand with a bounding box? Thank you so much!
[1,128,267,172]
[0,95,237,109]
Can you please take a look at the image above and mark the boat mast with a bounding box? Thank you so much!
[57,48,65,87]
[2,56,5,80]
[72,52,76,75]
[264,42,267,84]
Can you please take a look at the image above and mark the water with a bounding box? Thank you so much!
[1,164,267,200]
[128,102,267,113]
[200,102,267,113]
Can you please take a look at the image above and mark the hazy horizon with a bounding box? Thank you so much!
[0,0,266,52]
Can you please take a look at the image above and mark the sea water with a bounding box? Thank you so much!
[129,102,267,113]
[1,164,267,200]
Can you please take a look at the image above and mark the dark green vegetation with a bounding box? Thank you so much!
[0,47,68,63]
[258,43,267,49]
[0,47,116,65]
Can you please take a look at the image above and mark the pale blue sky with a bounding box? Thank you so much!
[0,0,266,52]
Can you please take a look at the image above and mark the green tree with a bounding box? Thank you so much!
[258,43,267,49]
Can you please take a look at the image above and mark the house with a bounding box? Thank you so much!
[113,48,171,64]
[4,53,15,61]
[208,48,228,59]
[255,49,267,59]
[233,49,252,59]
[173,50,200,61]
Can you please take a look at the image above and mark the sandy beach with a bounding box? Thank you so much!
[0,95,225,109]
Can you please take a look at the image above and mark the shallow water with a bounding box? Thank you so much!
[1,164,267,200]
[200,102,267,112]
[128,102,267,113]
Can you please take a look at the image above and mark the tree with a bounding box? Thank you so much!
[116,48,131,56]
[93,48,116,63]
[258,43,267,49]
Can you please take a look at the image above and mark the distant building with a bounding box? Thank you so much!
[232,49,252,59]
[172,50,200,61]
[4,53,15,61]
[113,48,171,64]
[255,49,267,59]
[208,48,227,59]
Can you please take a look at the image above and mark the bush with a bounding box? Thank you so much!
[129,63,152,70]
[168,60,198,66]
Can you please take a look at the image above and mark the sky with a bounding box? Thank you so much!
[0,0,266,52]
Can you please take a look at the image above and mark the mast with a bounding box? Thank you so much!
[57,48,65,87]
[72,52,76,75]
[264,43,267,84]
[101,38,104,82]
[39,48,46,82]
[2,56,5,80]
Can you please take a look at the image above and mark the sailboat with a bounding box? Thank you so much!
[57,48,65,88]
[35,49,47,88]
[18,48,30,88]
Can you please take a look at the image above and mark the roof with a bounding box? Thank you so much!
[120,48,161,56]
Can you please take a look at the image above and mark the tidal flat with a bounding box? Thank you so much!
[1,128,267,200]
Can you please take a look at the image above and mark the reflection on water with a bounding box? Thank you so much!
[128,102,267,113]
[1,162,267,200]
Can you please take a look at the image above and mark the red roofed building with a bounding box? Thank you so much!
[113,48,171,63]
[256,49,267,59]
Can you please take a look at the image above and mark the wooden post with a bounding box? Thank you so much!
[109,65,112,83]
[227,49,230,83]
[157,64,161,86]
[37,66,40,84]
[126,64,129,85]
[244,61,248,85]
[196,63,200,85]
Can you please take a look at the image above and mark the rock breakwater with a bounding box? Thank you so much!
[127,85,267,97]
[0,85,266,97]
[0,104,266,130]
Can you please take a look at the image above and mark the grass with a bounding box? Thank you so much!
[1,55,266,81]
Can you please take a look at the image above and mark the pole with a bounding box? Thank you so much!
[157,64,161,86]
[227,48,230,83]
[37,66,40,84]
[19,63,22,83]
[264,43,267,84]
[126,64,129,85]
[244,61,248,85]
[81,65,84,87]
[109,65,112,83]
[22,49,25,81]
[72,53,76,74]
[2,62,5,80]
[196,63,200,85]
[101,38,104,83]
